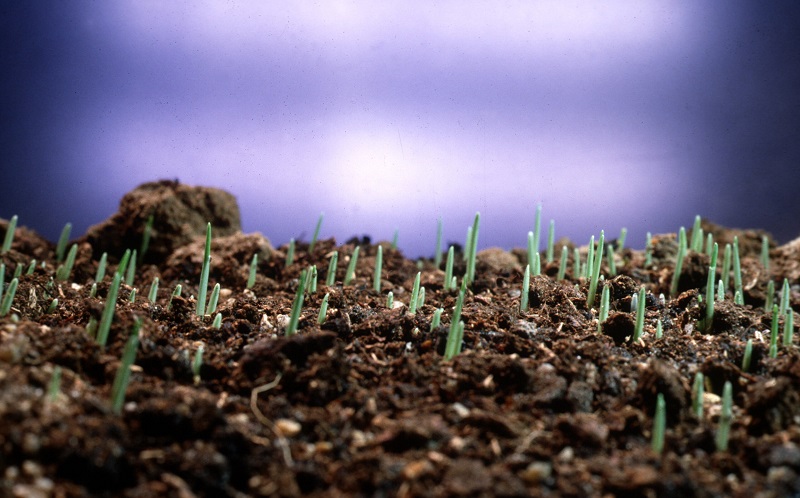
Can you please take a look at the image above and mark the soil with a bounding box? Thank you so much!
[1,181,800,497]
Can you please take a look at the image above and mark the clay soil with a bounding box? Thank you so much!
[2,182,800,497]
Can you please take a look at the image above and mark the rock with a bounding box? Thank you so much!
[477,247,522,273]
[82,180,241,264]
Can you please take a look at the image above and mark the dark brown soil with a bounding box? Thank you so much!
[1,182,799,497]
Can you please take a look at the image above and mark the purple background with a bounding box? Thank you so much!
[2,2,800,258]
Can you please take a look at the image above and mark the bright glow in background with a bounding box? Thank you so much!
[2,2,799,256]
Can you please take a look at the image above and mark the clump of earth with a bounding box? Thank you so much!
[1,180,799,497]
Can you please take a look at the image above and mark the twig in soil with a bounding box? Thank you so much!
[250,372,293,466]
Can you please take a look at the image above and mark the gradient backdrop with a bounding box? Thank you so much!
[2,2,800,258]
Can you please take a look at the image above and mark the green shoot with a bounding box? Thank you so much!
[192,344,204,385]
[110,318,141,414]
[527,231,535,271]
[742,339,752,372]
[430,308,443,332]
[692,372,704,418]
[597,284,610,332]
[86,317,98,338]
[779,278,790,317]
[373,245,383,292]
[463,226,472,262]
[716,279,724,302]
[606,244,617,276]
[408,272,421,315]
[247,254,258,289]
[309,265,317,293]
[318,293,329,324]
[655,319,663,339]
[530,251,540,276]
[444,290,465,360]
[96,252,108,282]
[670,227,687,297]
[391,229,399,250]
[139,214,154,264]
[207,283,221,316]
[765,280,775,311]
[0,277,18,316]
[632,285,646,342]
[417,287,426,309]
[770,304,780,353]
[434,218,443,268]
[651,393,666,455]
[573,247,581,278]
[128,288,137,303]
[689,215,702,252]
[56,222,72,262]
[760,235,769,272]
[97,273,122,347]
[386,291,394,309]
[55,244,78,281]
[12,264,21,279]
[325,251,338,286]
[465,213,480,286]
[732,237,743,304]
[532,204,542,257]
[212,313,222,329]
[285,238,295,268]
[715,381,733,452]
[1,215,17,254]
[89,283,97,298]
[167,284,182,311]
[586,231,605,309]
[617,227,627,252]
[309,213,324,253]
[47,366,61,402]
[444,246,455,291]
[196,223,212,317]
[147,277,159,304]
[26,259,36,276]
[46,298,58,314]
[586,235,594,280]
[705,233,714,256]
[286,269,308,336]
[116,248,131,278]
[520,264,530,312]
[546,220,555,263]
[721,243,731,291]
[783,309,794,347]
[343,246,359,286]
[557,245,568,281]
[644,232,653,266]
[702,243,718,331]
[769,342,778,359]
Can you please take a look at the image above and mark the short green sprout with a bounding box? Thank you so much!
[557,245,568,281]
[546,219,555,263]
[391,229,399,250]
[779,278,790,317]
[95,252,108,282]
[716,279,724,302]
[617,227,627,252]
[632,285,646,342]
[26,259,37,276]
[701,243,718,332]
[408,272,421,315]
[246,254,258,290]
[55,244,78,281]
[309,213,324,254]
[1,215,17,254]
[715,381,733,452]
[0,277,19,317]
[742,339,753,372]
[343,246,359,286]
[586,231,605,309]
[765,280,775,312]
[46,298,58,314]
[89,283,97,298]
[317,292,329,324]
[692,372,704,418]
[48,366,61,402]
[147,277,159,304]
[118,248,133,279]
[97,273,122,347]
[286,269,308,336]
[325,251,338,286]
[192,345,204,385]
[417,287,426,309]
[167,284,182,311]
[644,232,653,266]
[12,264,21,279]
[783,309,794,347]
[689,215,702,252]
[573,247,581,278]
[196,223,212,317]
[444,290,465,360]
[465,213,480,286]
[434,218,443,268]
[597,284,610,332]
[655,319,663,339]
[211,313,222,329]
[309,265,318,293]
[705,232,714,257]
[386,291,394,309]
[444,246,455,291]
[139,214,154,264]
[430,308,443,332]
[56,222,72,263]
[207,283,221,316]
[128,288,137,303]
[110,318,141,414]
[285,238,295,268]
[721,243,731,291]
[670,227,687,297]
[760,235,769,272]
[606,244,617,276]
[770,304,780,353]
[732,237,743,304]
[651,393,666,455]
[520,264,530,312]
[373,245,383,292]
[531,252,541,277]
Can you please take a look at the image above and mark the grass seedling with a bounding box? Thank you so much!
[783,310,794,347]
[721,243,731,291]
[139,214,154,264]
[652,393,666,455]
[283,238,295,268]
[465,213,480,286]
[444,290,465,360]
[26,259,36,276]
[128,288,137,303]
[546,220,555,263]
[373,245,383,292]
[689,215,702,252]
[573,247,581,278]
[705,233,714,256]
[632,285,646,342]
[89,283,97,298]
[531,251,541,276]
[167,284,182,311]
[326,251,338,286]
[117,249,132,278]
[656,319,663,339]
[715,381,733,452]
[46,298,58,314]
[247,254,258,290]
[430,308,443,332]
[645,232,653,267]
[386,291,394,309]
[56,222,72,263]
[212,313,222,329]
[765,280,775,311]
[527,232,535,273]
[434,218,443,268]
[192,345,204,385]
[692,372,704,418]
[733,237,743,304]
[586,231,605,309]
[196,223,212,317]
[670,227,687,297]
[286,269,308,336]
[617,227,627,252]
[207,283,220,316]
[557,246,568,281]
[717,279,724,302]
[585,235,595,280]
[439,246,453,291]
[606,244,617,276]
[597,285,610,333]
[760,235,769,272]
[532,204,542,257]
[701,243,718,332]
[0,277,18,316]
[318,292,329,324]
[55,243,78,281]
[779,278,790,317]
[408,272,421,315]
[309,213,324,254]
[742,339,753,372]
[147,277,159,304]
[309,265,317,293]
[97,273,122,347]
[417,287,426,309]
[770,304,780,353]
[1,214,17,254]
[520,265,530,312]
[95,252,108,282]
[110,318,141,415]
[12,264,21,279]
[463,226,472,262]
[47,366,61,402]
[391,229,399,250]
[343,247,359,286]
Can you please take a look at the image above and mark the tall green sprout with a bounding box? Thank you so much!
[444,290,465,360]
[55,244,78,282]
[532,204,542,257]
[286,269,308,336]
[586,231,604,309]
[444,246,455,291]
[125,249,137,286]
[0,277,18,316]
[546,220,555,263]
[309,213,324,254]
[318,293,329,324]
[520,265,530,312]
[557,245,568,280]
[343,247,359,286]
[97,273,122,347]
[632,285,646,342]
[644,232,653,266]
[689,215,702,252]
[434,218,443,268]
[702,243,718,332]
[760,235,769,272]
[95,252,108,282]
[1,215,17,254]
[783,310,794,347]
[465,213,480,286]
[732,237,743,305]
[56,223,72,263]
[408,272,421,315]
[617,227,627,252]
[670,227,687,297]
[325,251,338,286]
[721,243,731,291]
[196,223,212,317]
[111,318,142,414]
[373,245,383,292]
